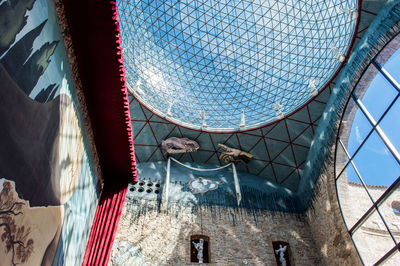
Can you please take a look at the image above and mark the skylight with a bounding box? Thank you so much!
[117,0,357,131]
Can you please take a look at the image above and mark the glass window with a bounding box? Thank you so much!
[352,211,396,265]
[376,33,400,83]
[358,70,398,122]
[336,32,400,265]
[351,131,400,190]
[392,201,400,216]
[383,250,400,266]
[336,174,373,229]
[380,97,400,155]
[346,98,373,157]
[378,192,400,243]
[335,140,349,178]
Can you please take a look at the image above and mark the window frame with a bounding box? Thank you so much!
[335,33,400,265]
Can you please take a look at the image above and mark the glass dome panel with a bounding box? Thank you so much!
[117,0,358,131]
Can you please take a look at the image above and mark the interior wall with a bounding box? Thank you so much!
[111,201,321,265]
[306,148,361,266]
[0,0,101,264]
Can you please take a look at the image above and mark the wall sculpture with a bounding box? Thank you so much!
[218,144,253,163]
[190,235,210,263]
[273,241,291,266]
[161,137,200,154]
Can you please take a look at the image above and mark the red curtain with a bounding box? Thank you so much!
[83,184,128,266]
[60,0,138,264]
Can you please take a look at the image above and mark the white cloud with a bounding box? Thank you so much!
[355,126,362,144]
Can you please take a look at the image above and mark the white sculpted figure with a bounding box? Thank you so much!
[192,238,204,263]
[275,244,287,266]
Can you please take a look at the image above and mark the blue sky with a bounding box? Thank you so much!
[346,49,400,187]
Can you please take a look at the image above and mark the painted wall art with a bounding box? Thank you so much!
[0,0,101,264]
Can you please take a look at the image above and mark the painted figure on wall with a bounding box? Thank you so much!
[0,0,99,264]
[0,180,34,265]
[0,179,64,265]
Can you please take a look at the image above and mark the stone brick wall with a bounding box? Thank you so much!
[306,167,362,266]
[110,202,321,265]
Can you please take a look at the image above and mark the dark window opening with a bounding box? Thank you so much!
[190,235,210,263]
[272,241,291,266]
[392,201,400,215]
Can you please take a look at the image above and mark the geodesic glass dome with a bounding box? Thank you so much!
[117,0,358,131]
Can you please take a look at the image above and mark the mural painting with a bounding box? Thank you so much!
[0,0,100,265]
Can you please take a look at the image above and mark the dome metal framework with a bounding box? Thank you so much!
[117,0,358,131]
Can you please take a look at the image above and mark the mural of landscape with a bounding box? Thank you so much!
[0,0,101,264]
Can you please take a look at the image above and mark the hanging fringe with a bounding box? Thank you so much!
[110,0,137,182]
